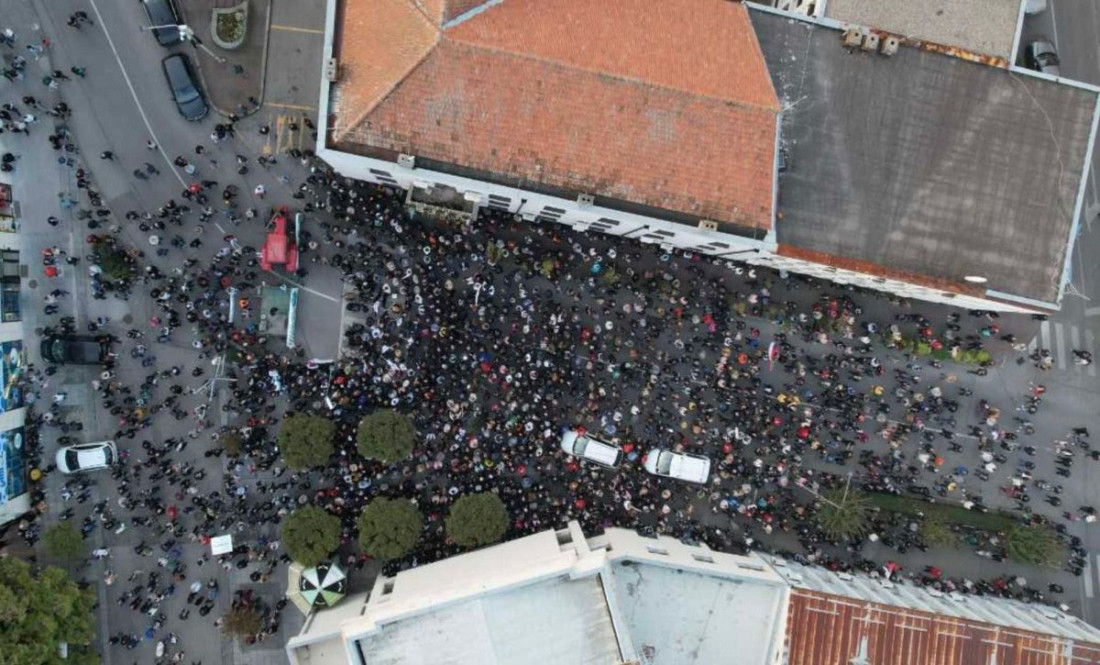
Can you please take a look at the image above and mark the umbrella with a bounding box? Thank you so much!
[292,562,347,611]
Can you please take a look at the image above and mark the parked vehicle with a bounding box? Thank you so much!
[161,54,208,121]
[642,449,711,484]
[560,429,623,468]
[40,334,112,365]
[141,0,183,46]
[56,441,118,474]
[1025,39,1061,76]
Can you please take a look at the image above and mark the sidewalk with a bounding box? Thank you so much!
[177,0,272,117]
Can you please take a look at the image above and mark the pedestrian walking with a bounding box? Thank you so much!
[70,66,86,78]
[253,184,265,199]
[100,151,114,160]
[0,28,15,47]
[146,139,157,150]
[133,169,148,180]
[145,162,159,175]
[51,69,70,80]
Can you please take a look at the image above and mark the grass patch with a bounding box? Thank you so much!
[866,492,1019,532]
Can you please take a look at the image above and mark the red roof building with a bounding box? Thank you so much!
[329,0,780,233]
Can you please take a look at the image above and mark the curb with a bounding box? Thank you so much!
[193,0,273,119]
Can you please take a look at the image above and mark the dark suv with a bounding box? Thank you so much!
[141,0,183,46]
[40,335,113,365]
[162,54,208,121]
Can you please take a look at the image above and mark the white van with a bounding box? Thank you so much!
[643,449,711,484]
[560,429,623,468]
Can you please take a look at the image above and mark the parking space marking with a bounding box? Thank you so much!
[271,24,325,34]
[274,114,306,156]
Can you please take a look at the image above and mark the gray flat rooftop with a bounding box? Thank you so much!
[607,561,786,665]
[825,0,1020,58]
[752,10,1097,303]
[353,575,621,665]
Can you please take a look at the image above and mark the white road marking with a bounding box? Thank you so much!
[1086,307,1100,318]
[1055,322,1067,369]
[1086,555,1094,598]
[1040,320,1051,350]
[87,0,187,189]
[1050,0,1061,53]
[1088,329,1098,377]
[1072,325,1082,371]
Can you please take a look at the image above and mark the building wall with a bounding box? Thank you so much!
[0,179,27,525]
[317,149,1038,313]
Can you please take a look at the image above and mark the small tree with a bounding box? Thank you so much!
[222,605,263,638]
[447,493,508,548]
[0,558,97,663]
[357,498,422,560]
[1007,526,1065,567]
[814,489,872,541]
[356,410,416,463]
[93,244,134,283]
[277,414,335,469]
[43,522,85,560]
[221,430,243,457]
[282,506,342,568]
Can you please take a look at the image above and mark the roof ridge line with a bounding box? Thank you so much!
[333,7,443,144]
[442,0,504,29]
[443,37,780,114]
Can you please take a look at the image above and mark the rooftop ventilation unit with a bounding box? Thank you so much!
[324,58,338,82]
[882,36,900,56]
[577,193,594,206]
[698,220,718,232]
[861,33,880,52]
[843,28,864,49]
[398,154,416,169]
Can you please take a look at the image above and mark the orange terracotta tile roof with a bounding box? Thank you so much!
[787,589,1100,665]
[332,0,780,231]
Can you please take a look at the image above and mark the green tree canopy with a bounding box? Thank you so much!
[447,493,509,548]
[277,414,336,469]
[814,489,873,542]
[1007,525,1065,567]
[43,522,84,561]
[356,410,416,463]
[357,498,422,560]
[282,506,342,567]
[0,557,97,664]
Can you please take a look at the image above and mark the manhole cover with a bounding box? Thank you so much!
[27,279,37,289]
[122,314,133,324]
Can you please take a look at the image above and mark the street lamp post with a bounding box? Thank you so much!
[143,23,227,64]
[714,247,761,258]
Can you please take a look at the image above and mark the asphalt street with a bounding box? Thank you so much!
[1,1,1100,664]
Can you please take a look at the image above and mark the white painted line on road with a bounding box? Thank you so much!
[1086,307,1100,318]
[87,0,186,189]
[265,271,340,302]
[1086,555,1094,598]
[1072,325,1082,371]
[1088,329,1098,377]
[1040,319,1051,349]
[1055,322,1067,369]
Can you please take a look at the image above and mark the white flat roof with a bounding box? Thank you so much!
[607,560,786,665]
[355,575,621,665]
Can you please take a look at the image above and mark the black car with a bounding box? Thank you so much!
[162,54,208,121]
[141,0,183,46]
[40,335,113,365]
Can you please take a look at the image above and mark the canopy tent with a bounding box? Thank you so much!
[286,561,347,614]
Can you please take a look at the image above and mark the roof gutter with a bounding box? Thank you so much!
[315,0,340,158]
[983,289,1059,312]
[1056,89,1100,302]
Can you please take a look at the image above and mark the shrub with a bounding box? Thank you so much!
[282,506,342,567]
[356,410,416,463]
[277,414,335,469]
[446,493,509,548]
[43,523,84,560]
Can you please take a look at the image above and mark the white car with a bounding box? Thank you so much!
[560,429,623,468]
[643,449,711,484]
[56,441,118,474]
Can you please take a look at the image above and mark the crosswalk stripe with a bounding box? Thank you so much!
[1040,320,1051,350]
[1088,330,1097,377]
[1055,322,1067,369]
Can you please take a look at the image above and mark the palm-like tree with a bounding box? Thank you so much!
[919,517,957,549]
[815,488,872,541]
[1006,526,1064,567]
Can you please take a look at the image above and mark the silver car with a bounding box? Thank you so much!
[56,440,118,474]
[1026,39,1061,77]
